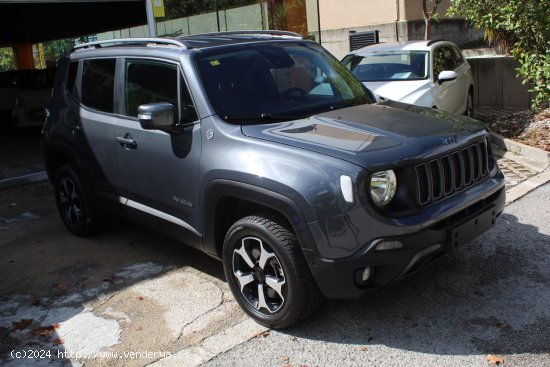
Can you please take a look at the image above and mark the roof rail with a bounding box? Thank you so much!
[182,30,303,40]
[74,38,187,50]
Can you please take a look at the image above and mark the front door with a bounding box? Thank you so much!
[432,45,461,113]
[113,58,202,243]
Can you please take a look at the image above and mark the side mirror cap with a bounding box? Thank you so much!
[437,70,458,84]
[138,102,175,130]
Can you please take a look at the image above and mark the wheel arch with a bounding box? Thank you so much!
[42,142,81,181]
[203,179,317,260]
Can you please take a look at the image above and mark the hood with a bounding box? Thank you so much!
[241,102,487,171]
[363,79,431,103]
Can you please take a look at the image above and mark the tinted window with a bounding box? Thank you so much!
[66,61,78,97]
[124,59,198,124]
[179,75,198,124]
[81,59,115,113]
[196,42,372,122]
[125,60,177,118]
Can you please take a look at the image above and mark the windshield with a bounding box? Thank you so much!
[343,51,429,82]
[196,42,373,122]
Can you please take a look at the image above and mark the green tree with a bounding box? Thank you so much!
[422,0,442,40]
[0,47,15,72]
[42,39,74,67]
[448,0,550,109]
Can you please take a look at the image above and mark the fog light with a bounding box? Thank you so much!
[375,240,403,251]
[361,267,372,282]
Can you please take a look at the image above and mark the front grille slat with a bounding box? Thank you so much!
[480,140,489,176]
[415,139,491,206]
[429,159,443,200]
[441,155,454,195]
[462,148,474,185]
[451,152,464,190]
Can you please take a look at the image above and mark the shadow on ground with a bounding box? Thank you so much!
[284,212,550,357]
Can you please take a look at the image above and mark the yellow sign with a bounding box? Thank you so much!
[153,0,165,18]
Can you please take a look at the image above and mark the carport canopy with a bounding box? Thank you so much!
[0,0,147,44]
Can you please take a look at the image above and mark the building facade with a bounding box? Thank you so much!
[307,0,483,58]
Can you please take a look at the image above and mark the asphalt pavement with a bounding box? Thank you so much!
[1,115,550,366]
[204,183,550,367]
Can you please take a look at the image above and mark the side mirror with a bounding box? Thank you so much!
[138,102,175,130]
[437,70,458,84]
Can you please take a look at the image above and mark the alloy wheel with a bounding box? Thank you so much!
[232,236,286,314]
[58,177,83,226]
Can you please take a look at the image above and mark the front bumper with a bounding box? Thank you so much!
[303,185,505,299]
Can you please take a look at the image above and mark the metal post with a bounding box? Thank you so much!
[316,0,322,44]
[215,0,220,32]
[146,0,156,37]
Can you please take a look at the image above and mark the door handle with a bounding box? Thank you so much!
[116,136,137,149]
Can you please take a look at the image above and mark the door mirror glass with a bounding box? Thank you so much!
[438,70,458,84]
[138,102,175,130]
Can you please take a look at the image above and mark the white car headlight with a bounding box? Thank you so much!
[369,170,397,207]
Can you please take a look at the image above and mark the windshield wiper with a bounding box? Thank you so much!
[223,113,308,122]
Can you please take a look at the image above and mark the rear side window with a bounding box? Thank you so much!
[66,61,78,97]
[81,59,115,113]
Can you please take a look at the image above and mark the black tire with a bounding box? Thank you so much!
[223,215,322,328]
[54,165,98,237]
[465,89,474,117]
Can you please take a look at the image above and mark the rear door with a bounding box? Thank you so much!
[77,58,120,194]
[113,57,203,245]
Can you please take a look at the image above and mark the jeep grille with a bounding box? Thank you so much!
[415,139,490,206]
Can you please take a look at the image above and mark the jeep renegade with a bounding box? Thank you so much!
[42,31,505,328]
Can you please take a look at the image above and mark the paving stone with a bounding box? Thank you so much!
[494,153,537,189]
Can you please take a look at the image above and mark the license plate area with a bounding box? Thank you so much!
[450,205,497,249]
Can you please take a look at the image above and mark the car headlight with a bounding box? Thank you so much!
[369,170,397,207]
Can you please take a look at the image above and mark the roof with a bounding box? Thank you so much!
[72,31,306,54]
[349,40,455,54]
[177,30,304,50]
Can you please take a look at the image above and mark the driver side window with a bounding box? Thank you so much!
[124,59,197,124]
[433,46,457,80]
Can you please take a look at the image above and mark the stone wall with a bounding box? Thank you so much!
[467,57,533,110]
[319,19,484,60]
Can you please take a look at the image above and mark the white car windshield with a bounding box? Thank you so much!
[343,51,429,82]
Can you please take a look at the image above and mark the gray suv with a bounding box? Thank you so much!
[42,31,505,328]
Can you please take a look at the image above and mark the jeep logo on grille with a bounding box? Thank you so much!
[441,136,458,145]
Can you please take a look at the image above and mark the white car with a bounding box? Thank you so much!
[342,40,474,117]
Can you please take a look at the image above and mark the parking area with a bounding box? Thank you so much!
[1,179,550,366]
[0,111,44,188]
[1,112,550,366]
[0,180,268,367]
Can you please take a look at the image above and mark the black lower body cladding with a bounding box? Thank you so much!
[303,185,505,299]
